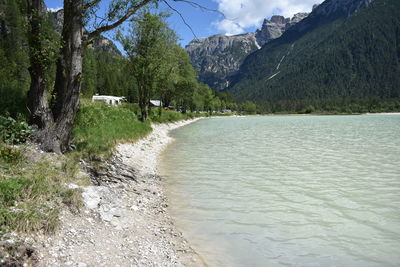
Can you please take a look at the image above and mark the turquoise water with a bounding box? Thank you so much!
[160,115,400,266]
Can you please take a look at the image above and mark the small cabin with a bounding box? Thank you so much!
[92,95,125,106]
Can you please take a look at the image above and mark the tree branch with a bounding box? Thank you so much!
[162,0,198,40]
[86,0,154,44]
[172,0,225,17]
[84,0,101,10]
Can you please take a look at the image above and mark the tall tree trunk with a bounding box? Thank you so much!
[139,84,148,121]
[27,0,53,130]
[39,0,83,153]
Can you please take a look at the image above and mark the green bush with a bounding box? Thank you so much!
[0,116,34,144]
[304,105,316,114]
[121,102,141,115]
[0,146,23,164]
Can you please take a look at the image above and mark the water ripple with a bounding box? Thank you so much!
[161,115,400,267]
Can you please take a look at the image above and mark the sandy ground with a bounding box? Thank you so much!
[34,118,206,267]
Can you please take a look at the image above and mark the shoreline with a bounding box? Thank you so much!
[34,118,206,266]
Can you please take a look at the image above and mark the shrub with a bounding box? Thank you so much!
[0,115,34,144]
[0,146,23,164]
[304,105,316,114]
[121,102,141,118]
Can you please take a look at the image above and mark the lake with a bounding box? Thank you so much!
[160,115,400,266]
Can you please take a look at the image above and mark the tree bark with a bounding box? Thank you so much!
[27,0,54,130]
[40,0,83,153]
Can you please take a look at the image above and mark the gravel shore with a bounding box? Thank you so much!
[34,118,206,266]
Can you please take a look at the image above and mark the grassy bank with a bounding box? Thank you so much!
[0,146,83,235]
[72,103,152,160]
[71,102,214,160]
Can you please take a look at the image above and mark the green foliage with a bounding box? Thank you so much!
[120,102,141,117]
[72,102,152,159]
[0,0,60,117]
[304,105,315,114]
[229,0,400,111]
[0,0,30,116]
[0,146,23,164]
[119,11,178,120]
[240,101,257,114]
[0,116,34,144]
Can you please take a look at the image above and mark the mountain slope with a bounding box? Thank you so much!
[185,13,309,90]
[227,0,400,109]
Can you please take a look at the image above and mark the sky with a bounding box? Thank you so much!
[44,0,317,48]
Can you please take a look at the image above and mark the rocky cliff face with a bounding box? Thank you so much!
[49,9,121,56]
[186,12,309,90]
[255,13,309,47]
[185,33,259,89]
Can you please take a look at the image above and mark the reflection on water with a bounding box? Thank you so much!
[160,115,400,267]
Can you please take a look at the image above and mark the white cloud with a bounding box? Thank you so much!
[47,7,62,12]
[213,0,317,35]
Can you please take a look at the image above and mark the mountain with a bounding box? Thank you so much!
[185,13,309,90]
[227,0,400,112]
[185,33,258,90]
[255,13,309,47]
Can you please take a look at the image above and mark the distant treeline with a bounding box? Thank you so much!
[255,98,400,114]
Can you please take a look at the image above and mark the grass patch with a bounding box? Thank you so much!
[0,145,82,234]
[72,102,152,160]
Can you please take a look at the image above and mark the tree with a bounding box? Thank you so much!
[202,84,214,114]
[0,0,30,116]
[120,12,176,121]
[173,46,197,112]
[26,0,57,130]
[26,0,156,153]
[240,100,257,114]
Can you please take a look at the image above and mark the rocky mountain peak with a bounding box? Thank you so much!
[270,15,286,24]
[255,12,309,47]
